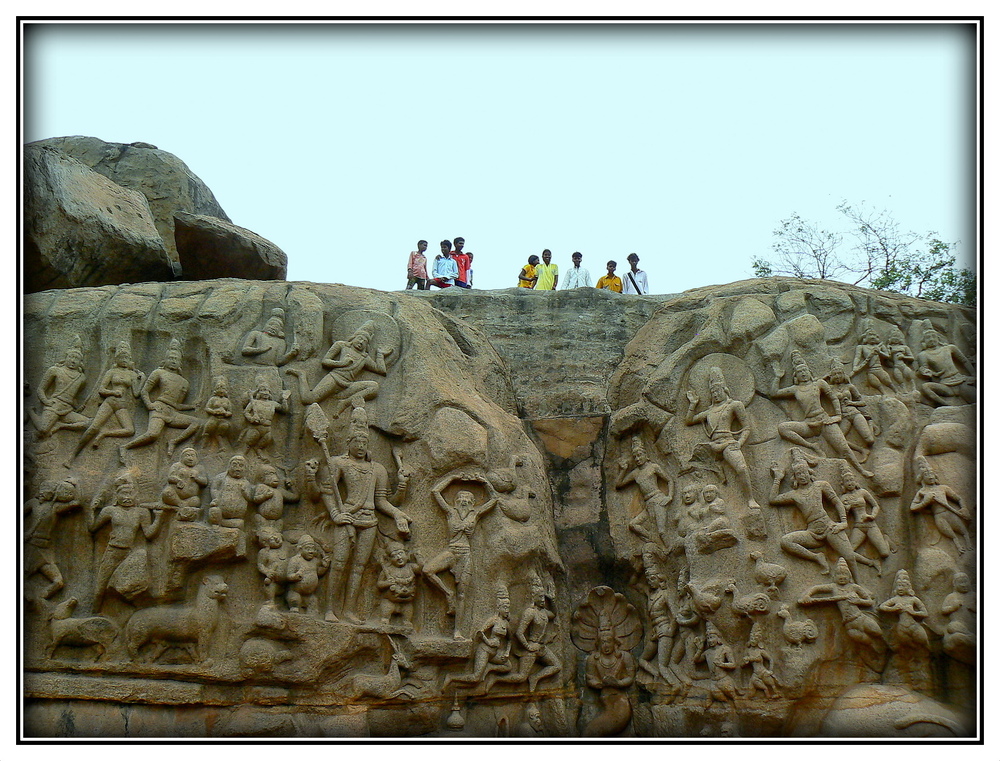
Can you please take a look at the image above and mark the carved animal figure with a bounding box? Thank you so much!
[724,579,771,617]
[124,575,229,663]
[43,597,119,661]
[349,647,414,700]
[685,579,726,618]
[749,550,787,597]
[777,605,818,648]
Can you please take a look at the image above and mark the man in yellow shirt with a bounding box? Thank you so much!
[596,260,623,293]
[534,249,559,290]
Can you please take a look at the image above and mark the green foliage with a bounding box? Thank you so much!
[753,202,976,307]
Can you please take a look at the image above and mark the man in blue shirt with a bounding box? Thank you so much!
[430,240,459,288]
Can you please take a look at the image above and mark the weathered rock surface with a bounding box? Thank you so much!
[24,137,287,289]
[22,277,977,738]
[23,144,174,292]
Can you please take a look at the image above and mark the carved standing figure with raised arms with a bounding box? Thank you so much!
[615,437,674,540]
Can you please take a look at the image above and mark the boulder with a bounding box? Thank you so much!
[173,211,287,281]
[23,143,174,292]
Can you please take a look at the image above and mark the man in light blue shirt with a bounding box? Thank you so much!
[430,240,459,288]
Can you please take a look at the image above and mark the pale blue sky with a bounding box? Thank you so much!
[24,22,977,294]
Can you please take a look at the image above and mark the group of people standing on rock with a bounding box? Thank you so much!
[518,250,649,294]
[403,240,651,294]
[405,238,475,290]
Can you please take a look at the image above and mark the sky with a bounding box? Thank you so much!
[22,21,977,295]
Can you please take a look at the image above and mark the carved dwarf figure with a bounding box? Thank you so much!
[88,475,165,610]
[25,477,81,598]
[124,339,200,457]
[208,455,255,556]
[770,351,873,477]
[255,525,288,607]
[250,464,298,537]
[940,572,975,665]
[916,327,975,406]
[616,437,674,541]
[161,447,209,519]
[199,375,233,450]
[241,307,300,367]
[909,458,972,555]
[685,365,759,507]
[287,320,392,415]
[29,338,89,440]
[375,540,421,630]
[285,534,330,616]
[323,431,411,624]
[694,622,740,704]
[424,473,498,638]
[240,377,291,460]
[74,341,144,455]
[768,457,877,580]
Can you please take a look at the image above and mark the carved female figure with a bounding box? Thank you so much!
[909,459,972,555]
[826,361,876,459]
[74,341,144,455]
[839,463,891,572]
[852,328,895,394]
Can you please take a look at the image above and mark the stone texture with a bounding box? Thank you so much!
[22,277,976,738]
[25,136,287,289]
[24,144,173,292]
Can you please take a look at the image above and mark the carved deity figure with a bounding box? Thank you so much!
[685,366,759,507]
[839,463,890,573]
[826,360,876,460]
[424,473,498,638]
[29,338,89,440]
[87,475,165,610]
[770,352,873,477]
[798,558,884,656]
[287,320,392,415]
[694,622,740,703]
[285,534,330,616]
[488,574,561,693]
[241,308,300,366]
[200,375,233,450]
[124,339,199,457]
[25,477,81,598]
[886,326,917,392]
[637,559,679,686]
[375,540,421,630]
[240,378,291,459]
[443,583,514,694]
[75,341,144,455]
[879,570,931,690]
[940,572,975,665]
[916,328,975,406]
[583,626,636,737]
[322,431,412,624]
[909,458,972,555]
[616,437,673,540]
[161,448,208,519]
[742,623,780,698]
[852,327,895,394]
[769,457,878,580]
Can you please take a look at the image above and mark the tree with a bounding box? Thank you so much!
[752,202,976,307]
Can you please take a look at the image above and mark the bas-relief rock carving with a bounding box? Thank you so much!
[22,278,976,738]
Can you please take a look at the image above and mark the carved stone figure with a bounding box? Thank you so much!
[208,455,254,553]
[879,569,931,689]
[695,622,740,703]
[285,534,330,616]
[124,574,229,663]
[616,437,673,540]
[25,476,81,598]
[287,320,392,414]
[799,558,884,657]
[742,622,780,698]
[239,377,290,459]
[839,462,890,573]
[916,327,975,406]
[124,339,200,457]
[768,457,877,580]
[571,586,641,737]
[39,597,119,662]
[199,375,234,449]
[443,583,514,694]
[255,525,287,607]
[487,573,561,692]
[250,464,297,537]
[241,307,299,366]
[749,550,787,598]
[724,578,771,618]
[322,431,412,624]
[886,326,917,392]
[826,360,876,460]
[424,473,498,638]
[87,474,165,610]
[685,365,759,507]
[375,540,421,630]
[770,351,873,477]
[909,458,972,554]
[28,337,89,440]
[74,341,144,455]
[940,572,975,665]
[852,327,894,394]
[777,604,817,648]
[161,447,208,519]
[637,557,678,685]
[688,483,738,554]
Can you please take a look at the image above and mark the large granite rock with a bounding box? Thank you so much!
[22,277,976,738]
[24,137,287,289]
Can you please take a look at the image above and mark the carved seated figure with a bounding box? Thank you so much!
[161,448,208,520]
[443,584,514,695]
[916,327,975,406]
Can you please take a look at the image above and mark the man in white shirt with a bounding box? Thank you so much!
[562,252,593,289]
[429,240,459,288]
[621,253,649,295]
